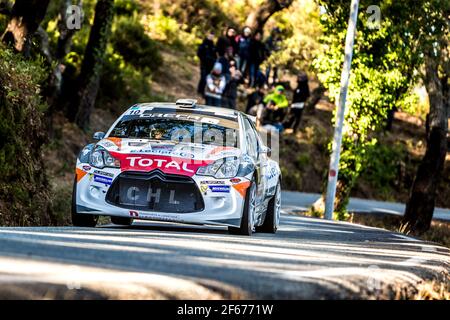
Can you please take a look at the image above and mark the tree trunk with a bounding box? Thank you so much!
[305,83,325,115]
[71,0,114,130]
[56,0,83,61]
[47,0,83,111]
[1,0,50,55]
[245,0,293,31]
[402,55,449,235]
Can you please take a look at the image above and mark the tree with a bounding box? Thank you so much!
[402,8,449,234]
[70,0,115,130]
[245,0,294,31]
[314,0,449,227]
[1,0,50,55]
[313,0,417,218]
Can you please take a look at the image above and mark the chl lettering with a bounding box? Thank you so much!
[127,186,179,204]
[126,156,194,173]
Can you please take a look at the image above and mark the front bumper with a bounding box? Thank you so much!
[74,165,249,227]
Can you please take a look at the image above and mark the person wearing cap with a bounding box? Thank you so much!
[205,62,226,107]
[263,85,289,124]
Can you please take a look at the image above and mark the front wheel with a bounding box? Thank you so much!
[71,178,98,227]
[228,180,256,236]
[256,180,281,233]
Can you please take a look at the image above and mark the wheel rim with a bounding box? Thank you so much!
[249,183,256,231]
[274,184,281,228]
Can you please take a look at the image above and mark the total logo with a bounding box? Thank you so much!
[111,153,212,177]
[126,156,194,172]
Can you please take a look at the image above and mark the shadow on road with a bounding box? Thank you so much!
[0,214,448,299]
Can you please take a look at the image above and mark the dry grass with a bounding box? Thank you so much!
[349,212,450,248]
[412,280,450,300]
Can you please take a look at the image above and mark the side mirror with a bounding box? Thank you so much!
[259,145,271,156]
[93,132,105,140]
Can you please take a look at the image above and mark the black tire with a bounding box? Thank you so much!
[256,180,280,233]
[228,179,255,236]
[111,216,134,226]
[71,177,98,228]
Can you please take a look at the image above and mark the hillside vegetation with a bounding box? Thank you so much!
[0,0,448,230]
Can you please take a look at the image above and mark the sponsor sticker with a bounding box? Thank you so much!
[266,167,277,180]
[200,185,209,194]
[208,185,231,193]
[93,170,114,178]
[129,210,139,217]
[82,165,91,171]
[128,142,148,147]
[101,141,116,148]
[200,180,225,185]
[94,175,113,185]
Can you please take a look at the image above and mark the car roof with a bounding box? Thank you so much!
[127,102,246,118]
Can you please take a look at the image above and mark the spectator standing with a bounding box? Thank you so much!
[249,30,267,87]
[265,28,282,85]
[217,27,238,57]
[263,85,289,124]
[238,27,252,76]
[222,60,243,109]
[218,46,233,82]
[286,73,310,132]
[196,31,217,96]
[205,62,226,107]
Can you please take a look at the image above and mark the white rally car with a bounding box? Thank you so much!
[72,99,281,235]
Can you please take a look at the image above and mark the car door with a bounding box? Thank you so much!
[242,116,265,209]
[248,118,271,203]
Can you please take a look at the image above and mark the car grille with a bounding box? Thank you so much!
[106,170,204,213]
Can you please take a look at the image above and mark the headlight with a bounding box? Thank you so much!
[197,157,247,179]
[89,147,120,169]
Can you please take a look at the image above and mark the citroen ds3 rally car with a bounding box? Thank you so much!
[72,99,281,235]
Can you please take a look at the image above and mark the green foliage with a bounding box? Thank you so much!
[96,47,157,114]
[361,143,407,197]
[114,0,140,16]
[140,13,200,53]
[312,0,434,218]
[267,0,322,71]
[398,89,430,120]
[0,46,54,226]
[111,16,162,73]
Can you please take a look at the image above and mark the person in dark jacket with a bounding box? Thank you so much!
[197,31,217,96]
[286,73,310,132]
[238,26,252,76]
[249,30,267,87]
[222,59,243,109]
[264,27,282,86]
[246,85,265,113]
[217,47,232,83]
[217,27,238,57]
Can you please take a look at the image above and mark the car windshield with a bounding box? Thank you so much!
[109,117,239,147]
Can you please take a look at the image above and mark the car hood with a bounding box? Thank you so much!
[96,137,242,176]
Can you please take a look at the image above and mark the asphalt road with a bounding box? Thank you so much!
[0,195,448,299]
[282,191,450,221]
